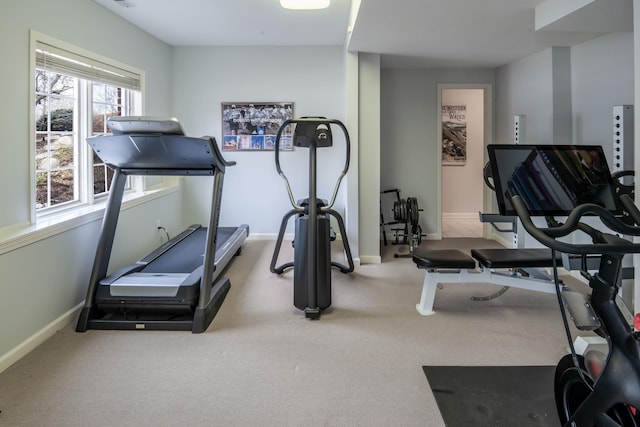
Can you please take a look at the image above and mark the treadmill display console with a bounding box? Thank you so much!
[487,144,621,217]
[107,116,185,135]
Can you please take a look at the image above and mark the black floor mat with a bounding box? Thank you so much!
[423,365,560,426]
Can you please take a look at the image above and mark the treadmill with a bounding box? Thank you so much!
[76,116,249,333]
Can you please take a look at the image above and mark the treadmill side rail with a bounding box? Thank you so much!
[138,225,201,265]
[108,273,192,297]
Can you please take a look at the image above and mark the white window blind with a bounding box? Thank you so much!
[35,41,141,91]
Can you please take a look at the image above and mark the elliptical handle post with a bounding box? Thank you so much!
[323,118,350,210]
[274,119,302,209]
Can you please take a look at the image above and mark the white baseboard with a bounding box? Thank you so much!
[247,233,284,240]
[360,255,381,264]
[442,213,478,219]
[248,233,349,242]
[0,303,82,374]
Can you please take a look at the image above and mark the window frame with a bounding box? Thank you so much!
[29,31,152,225]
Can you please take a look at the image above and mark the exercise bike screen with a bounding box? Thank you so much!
[487,144,621,217]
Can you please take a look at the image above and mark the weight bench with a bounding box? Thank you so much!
[412,247,566,315]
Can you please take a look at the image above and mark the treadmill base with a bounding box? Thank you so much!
[76,277,231,333]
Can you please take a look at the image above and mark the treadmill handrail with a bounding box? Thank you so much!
[87,116,236,175]
[201,135,236,168]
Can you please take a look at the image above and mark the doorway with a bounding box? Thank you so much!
[437,84,493,239]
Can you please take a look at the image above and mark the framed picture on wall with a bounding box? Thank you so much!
[442,104,467,165]
[221,102,294,151]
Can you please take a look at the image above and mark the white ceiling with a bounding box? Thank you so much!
[94,0,633,68]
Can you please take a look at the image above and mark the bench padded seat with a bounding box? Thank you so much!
[413,249,476,270]
[471,248,561,269]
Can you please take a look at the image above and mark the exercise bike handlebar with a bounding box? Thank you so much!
[511,193,640,255]
[274,117,350,210]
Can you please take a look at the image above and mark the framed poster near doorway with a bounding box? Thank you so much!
[441,104,467,165]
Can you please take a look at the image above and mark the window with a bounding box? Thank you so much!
[91,83,131,197]
[32,35,142,214]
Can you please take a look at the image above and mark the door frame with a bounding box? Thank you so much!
[436,83,493,239]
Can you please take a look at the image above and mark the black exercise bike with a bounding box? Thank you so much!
[485,143,640,426]
[512,191,640,427]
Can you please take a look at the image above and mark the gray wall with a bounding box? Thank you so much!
[571,32,634,149]
[493,40,630,149]
[494,33,633,247]
[171,46,349,240]
[495,48,559,146]
[0,0,178,368]
[380,68,496,238]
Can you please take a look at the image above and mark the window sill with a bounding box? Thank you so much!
[0,184,179,256]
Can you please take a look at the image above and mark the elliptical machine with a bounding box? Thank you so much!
[270,117,354,319]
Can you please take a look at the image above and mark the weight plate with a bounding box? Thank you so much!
[393,200,401,221]
[403,203,407,222]
[408,197,419,227]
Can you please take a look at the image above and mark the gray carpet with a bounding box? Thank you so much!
[0,238,578,426]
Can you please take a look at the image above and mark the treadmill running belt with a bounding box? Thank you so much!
[142,227,234,274]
